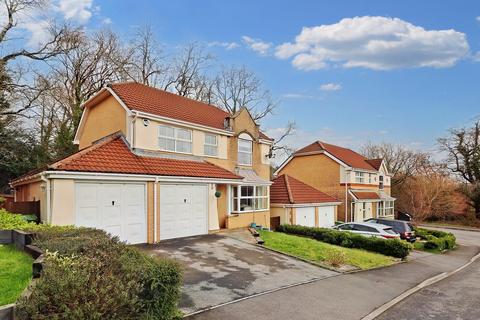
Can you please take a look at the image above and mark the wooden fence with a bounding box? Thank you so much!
[4,200,40,222]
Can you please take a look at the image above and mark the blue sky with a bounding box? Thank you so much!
[22,1,480,160]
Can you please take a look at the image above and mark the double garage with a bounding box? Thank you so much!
[295,206,336,228]
[75,182,209,244]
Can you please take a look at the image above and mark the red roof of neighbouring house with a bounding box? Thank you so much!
[350,191,380,200]
[294,141,381,171]
[13,133,241,182]
[270,174,339,204]
[108,82,272,140]
[365,158,383,170]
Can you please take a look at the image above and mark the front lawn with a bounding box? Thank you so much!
[0,244,33,306]
[258,230,395,270]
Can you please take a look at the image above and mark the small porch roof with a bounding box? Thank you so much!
[236,168,272,186]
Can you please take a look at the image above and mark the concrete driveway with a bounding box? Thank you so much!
[141,234,337,315]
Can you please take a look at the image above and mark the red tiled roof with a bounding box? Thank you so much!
[270,174,339,204]
[295,141,378,171]
[108,82,272,140]
[365,158,383,170]
[351,191,380,200]
[47,133,241,180]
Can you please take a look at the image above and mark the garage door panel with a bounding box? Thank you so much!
[318,206,335,228]
[160,184,208,240]
[296,207,315,227]
[75,182,147,244]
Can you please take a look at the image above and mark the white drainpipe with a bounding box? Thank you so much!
[154,177,158,242]
[41,173,51,224]
[344,170,349,223]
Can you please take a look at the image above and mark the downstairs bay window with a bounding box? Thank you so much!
[231,185,269,212]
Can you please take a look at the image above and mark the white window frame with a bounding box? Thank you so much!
[231,185,269,213]
[377,201,394,217]
[158,125,192,154]
[238,137,253,166]
[355,171,365,183]
[203,133,218,157]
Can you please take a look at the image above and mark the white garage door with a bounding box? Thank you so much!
[75,183,147,244]
[160,184,208,240]
[295,207,315,227]
[318,206,335,228]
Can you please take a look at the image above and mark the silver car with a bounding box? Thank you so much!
[333,222,400,239]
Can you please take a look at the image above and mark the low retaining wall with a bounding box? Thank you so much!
[0,230,44,320]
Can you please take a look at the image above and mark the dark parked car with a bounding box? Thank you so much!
[365,218,416,242]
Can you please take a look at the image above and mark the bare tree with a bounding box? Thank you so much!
[36,30,127,158]
[163,43,214,98]
[438,121,480,217]
[360,142,431,187]
[0,0,80,117]
[268,121,295,160]
[119,25,165,86]
[213,65,276,121]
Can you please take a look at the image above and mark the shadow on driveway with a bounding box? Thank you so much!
[139,234,337,315]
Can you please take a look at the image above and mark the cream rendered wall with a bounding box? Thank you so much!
[133,118,228,159]
[208,184,220,231]
[50,179,75,225]
[260,143,271,165]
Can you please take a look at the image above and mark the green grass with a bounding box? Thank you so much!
[0,244,33,306]
[258,230,395,270]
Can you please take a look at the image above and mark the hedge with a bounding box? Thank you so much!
[277,224,413,258]
[415,227,456,251]
[0,209,183,319]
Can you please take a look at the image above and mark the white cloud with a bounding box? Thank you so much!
[208,41,240,50]
[320,83,342,91]
[275,16,469,70]
[242,36,272,55]
[476,16,480,22]
[57,0,93,23]
[102,17,112,25]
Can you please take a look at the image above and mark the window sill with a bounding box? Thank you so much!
[230,209,269,215]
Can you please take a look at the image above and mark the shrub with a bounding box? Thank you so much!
[15,226,182,319]
[0,209,36,230]
[277,224,413,258]
[326,250,346,267]
[414,227,456,251]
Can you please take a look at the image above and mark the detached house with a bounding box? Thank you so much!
[10,83,273,244]
[275,141,395,223]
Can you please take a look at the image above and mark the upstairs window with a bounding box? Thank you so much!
[158,125,192,153]
[204,133,218,156]
[355,171,365,183]
[238,133,253,166]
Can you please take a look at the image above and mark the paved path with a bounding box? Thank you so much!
[190,243,479,319]
[377,227,480,320]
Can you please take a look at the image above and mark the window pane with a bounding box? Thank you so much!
[176,141,192,153]
[238,152,252,165]
[204,145,217,156]
[239,139,252,152]
[176,129,191,141]
[255,198,267,210]
[159,137,175,151]
[159,125,174,138]
[205,134,217,145]
[241,186,254,197]
[240,198,254,211]
[256,186,267,196]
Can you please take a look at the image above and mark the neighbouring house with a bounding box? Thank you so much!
[275,141,395,223]
[270,174,341,229]
[10,82,274,244]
